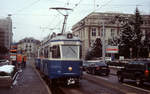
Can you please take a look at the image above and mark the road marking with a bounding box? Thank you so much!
[94,75,109,81]
[123,83,150,93]
[84,72,109,81]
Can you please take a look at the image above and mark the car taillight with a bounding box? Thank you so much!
[145,70,149,77]
[96,67,100,70]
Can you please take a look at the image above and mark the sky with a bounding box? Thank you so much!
[0,0,150,42]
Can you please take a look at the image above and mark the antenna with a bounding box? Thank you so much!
[49,7,72,34]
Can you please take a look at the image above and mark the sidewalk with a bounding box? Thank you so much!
[0,59,51,94]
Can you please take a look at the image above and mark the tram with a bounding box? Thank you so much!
[35,33,82,85]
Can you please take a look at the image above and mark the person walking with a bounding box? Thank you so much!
[22,55,27,68]
[17,54,22,69]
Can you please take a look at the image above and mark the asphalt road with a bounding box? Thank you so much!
[49,72,150,94]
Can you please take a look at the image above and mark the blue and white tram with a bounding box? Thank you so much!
[35,33,82,85]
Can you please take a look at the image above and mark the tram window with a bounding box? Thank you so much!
[44,48,48,58]
[61,45,79,59]
[40,50,43,57]
[80,46,82,59]
[51,45,60,58]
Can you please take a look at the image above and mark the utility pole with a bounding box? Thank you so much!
[49,7,72,34]
[102,21,106,62]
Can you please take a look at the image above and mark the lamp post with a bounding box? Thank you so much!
[102,21,106,63]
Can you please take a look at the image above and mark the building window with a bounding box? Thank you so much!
[26,44,28,48]
[91,28,96,36]
[111,29,115,38]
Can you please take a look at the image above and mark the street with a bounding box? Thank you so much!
[47,71,150,94]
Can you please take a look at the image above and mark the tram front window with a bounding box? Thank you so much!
[61,45,79,59]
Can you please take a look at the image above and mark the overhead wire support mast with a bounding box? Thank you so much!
[49,7,72,34]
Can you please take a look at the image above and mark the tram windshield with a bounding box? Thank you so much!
[61,45,79,59]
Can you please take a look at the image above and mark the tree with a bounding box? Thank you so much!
[85,49,94,60]
[85,38,102,60]
[140,32,150,58]
[116,7,144,58]
[92,38,102,57]
[132,7,143,58]
[119,21,135,58]
[108,37,121,46]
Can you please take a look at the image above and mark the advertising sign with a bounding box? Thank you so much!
[106,46,119,53]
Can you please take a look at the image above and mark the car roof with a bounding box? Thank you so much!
[129,60,150,64]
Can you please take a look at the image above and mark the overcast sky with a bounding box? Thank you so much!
[0,0,150,42]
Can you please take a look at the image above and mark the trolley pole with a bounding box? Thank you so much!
[49,7,72,34]
[61,15,68,34]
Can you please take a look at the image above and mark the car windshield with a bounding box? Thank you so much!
[83,62,89,66]
[95,62,107,66]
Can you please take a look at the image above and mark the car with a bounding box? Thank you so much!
[86,61,110,76]
[117,60,150,86]
[83,61,90,71]
[0,59,9,66]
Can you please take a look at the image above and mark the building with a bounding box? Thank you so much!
[72,12,150,59]
[17,38,40,58]
[0,15,13,59]
[0,15,13,49]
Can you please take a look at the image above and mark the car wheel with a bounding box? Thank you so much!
[118,75,124,83]
[136,78,143,86]
[105,73,109,76]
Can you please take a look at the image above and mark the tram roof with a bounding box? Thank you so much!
[50,33,81,42]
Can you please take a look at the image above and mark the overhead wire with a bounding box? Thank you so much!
[13,0,41,15]
[93,0,114,12]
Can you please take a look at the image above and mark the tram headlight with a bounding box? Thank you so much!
[68,67,72,71]
[67,33,73,39]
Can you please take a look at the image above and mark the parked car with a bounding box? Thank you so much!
[117,60,150,86]
[86,61,110,76]
[0,59,9,66]
[83,61,90,71]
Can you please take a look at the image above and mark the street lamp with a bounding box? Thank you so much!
[102,21,106,63]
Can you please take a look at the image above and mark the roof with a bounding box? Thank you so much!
[51,33,81,42]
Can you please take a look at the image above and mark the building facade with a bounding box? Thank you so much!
[17,38,40,58]
[72,12,150,59]
[0,15,13,49]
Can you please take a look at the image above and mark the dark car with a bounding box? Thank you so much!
[86,61,110,76]
[117,60,150,86]
[83,61,90,71]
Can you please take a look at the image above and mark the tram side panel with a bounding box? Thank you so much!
[38,59,83,79]
[44,60,82,80]
[35,58,41,69]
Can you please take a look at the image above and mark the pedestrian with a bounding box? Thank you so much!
[22,55,27,68]
[17,54,22,70]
